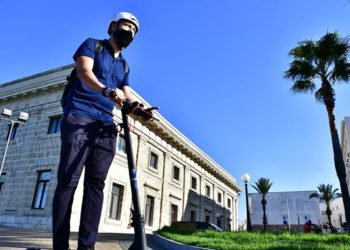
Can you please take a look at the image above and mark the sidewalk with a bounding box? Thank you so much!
[0,226,164,250]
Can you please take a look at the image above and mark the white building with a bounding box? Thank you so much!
[330,197,345,230]
[320,197,346,230]
[0,65,241,232]
[249,191,321,230]
[319,197,345,230]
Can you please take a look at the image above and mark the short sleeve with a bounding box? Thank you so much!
[73,38,96,61]
[121,67,130,87]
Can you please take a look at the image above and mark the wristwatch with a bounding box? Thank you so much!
[102,87,116,98]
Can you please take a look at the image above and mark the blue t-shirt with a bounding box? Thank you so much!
[64,38,130,122]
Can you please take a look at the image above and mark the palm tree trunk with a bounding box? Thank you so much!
[327,214,333,228]
[325,104,350,233]
[262,199,267,231]
[326,206,333,227]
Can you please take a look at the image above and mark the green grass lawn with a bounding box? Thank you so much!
[158,227,350,250]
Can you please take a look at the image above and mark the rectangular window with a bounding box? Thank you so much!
[145,195,155,226]
[117,135,126,153]
[304,215,310,222]
[190,210,196,221]
[282,215,288,225]
[170,204,178,223]
[0,182,3,192]
[6,123,19,140]
[227,198,231,208]
[109,183,124,220]
[149,152,158,170]
[47,116,63,134]
[205,185,211,197]
[191,176,197,190]
[205,215,210,223]
[32,170,52,209]
[173,166,180,181]
[218,193,222,203]
[227,219,231,230]
[217,218,222,229]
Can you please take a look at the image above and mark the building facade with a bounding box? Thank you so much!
[319,197,345,230]
[341,116,350,195]
[0,65,240,233]
[249,191,321,230]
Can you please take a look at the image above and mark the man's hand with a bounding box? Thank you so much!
[127,101,159,121]
[114,88,126,106]
[104,88,126,106]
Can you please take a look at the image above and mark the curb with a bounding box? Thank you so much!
[153,233,213,250]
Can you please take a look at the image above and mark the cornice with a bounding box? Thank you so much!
[0,64,74,101]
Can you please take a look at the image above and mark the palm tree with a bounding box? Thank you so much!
[309,184,341,227]
[284,32,350,233]
[251,178,273,231]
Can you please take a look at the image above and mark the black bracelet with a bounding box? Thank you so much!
[108,90,116,98]
[102,87,109,97]
[102,87,116,98]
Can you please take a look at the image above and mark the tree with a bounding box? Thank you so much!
[284,32,350,233]
[309,184,341,227]
[251,178,273,231]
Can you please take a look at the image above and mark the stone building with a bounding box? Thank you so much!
[249,191,321,231]
[329,197,345,230]
[319,197,345,230]
[0,65,240,233]
[341,116,350,194]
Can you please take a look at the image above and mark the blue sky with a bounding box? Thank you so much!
[1,1,350,223]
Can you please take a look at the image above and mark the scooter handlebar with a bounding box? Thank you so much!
[122,101,159,121]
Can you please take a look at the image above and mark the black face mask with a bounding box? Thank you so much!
[112,28,134,49]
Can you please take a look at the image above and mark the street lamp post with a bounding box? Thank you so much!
[0,108,29,176]
[241,173,252,232]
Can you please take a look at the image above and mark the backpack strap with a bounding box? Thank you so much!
[62,40,104,108]
[123,60,129,75]
[96,39,128,75]
[95,40,103,56]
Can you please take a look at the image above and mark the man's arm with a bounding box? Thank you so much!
[122,86,138,103]
[76,56,105,92]
[76,56,124,103]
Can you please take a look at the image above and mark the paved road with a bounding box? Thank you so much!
[0,226,164,250]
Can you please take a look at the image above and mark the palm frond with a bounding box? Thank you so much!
[289,40,315,62]
[284,60,317,81]
[315,33,339,62]
[312,184,341,203]
[309,193,319,199]
[335,193,342,198]
[251,185,260,194]
[331,58,350,82]
[285,31,350,97]
[251,178,273,196]
[317,33,350,61]
[290,80,316,94]
[314,87,335,104]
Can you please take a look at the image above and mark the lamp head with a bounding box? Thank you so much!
[18,112,29,122]
[1,108,12,118]
[241,173,250,183]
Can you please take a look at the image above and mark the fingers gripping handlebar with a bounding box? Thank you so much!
[122,101,159,121]
[107,88,158,121]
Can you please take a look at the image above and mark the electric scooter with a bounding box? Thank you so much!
[120,101,158,250]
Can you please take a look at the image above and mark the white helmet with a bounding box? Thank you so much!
[108,12,139,35]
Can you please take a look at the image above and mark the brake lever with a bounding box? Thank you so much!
[134,106,159,121]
